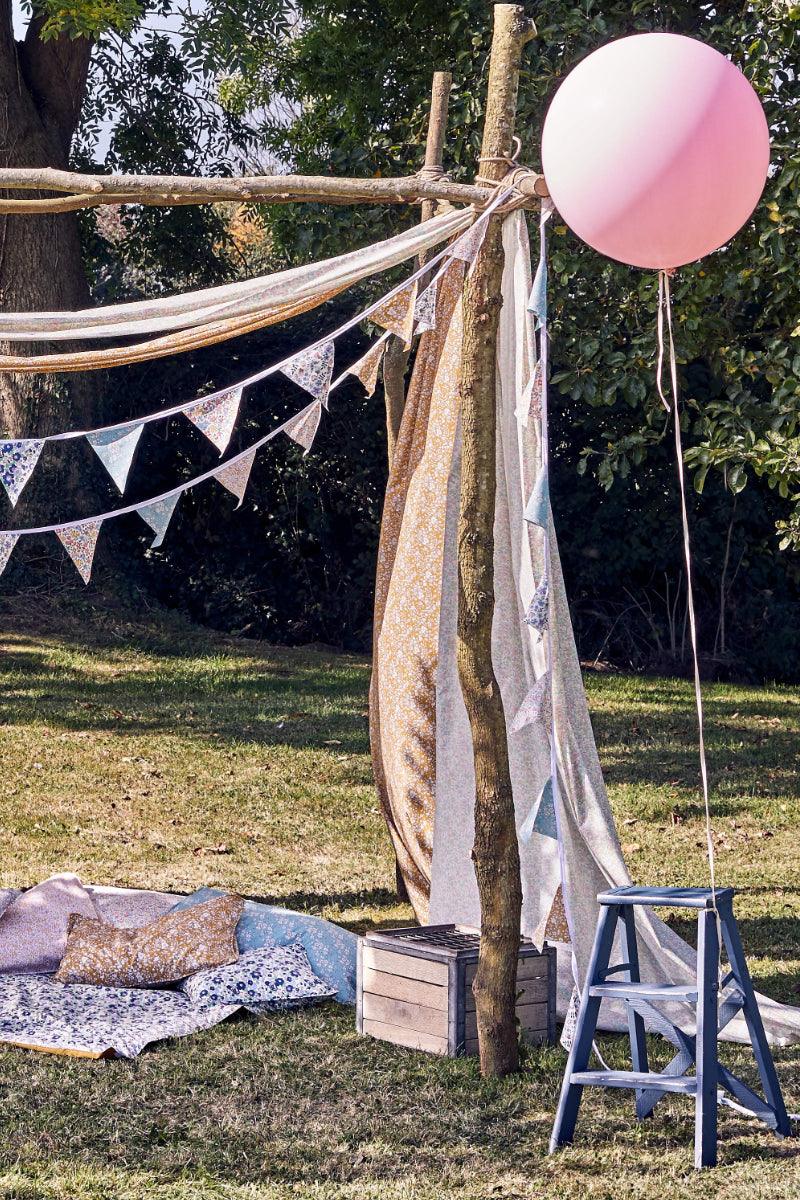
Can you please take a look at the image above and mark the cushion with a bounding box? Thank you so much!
[179,941,336,1012]
[170,887,358,1004]
[54,894,244,987]
[0,873,101,974]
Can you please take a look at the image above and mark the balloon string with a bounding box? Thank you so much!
[658,270,717,913]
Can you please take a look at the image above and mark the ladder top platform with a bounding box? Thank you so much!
[597,885,735,910]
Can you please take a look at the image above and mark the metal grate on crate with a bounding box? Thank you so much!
[384,927,482,951]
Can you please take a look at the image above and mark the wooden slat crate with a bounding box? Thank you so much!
[356,924,556,1057]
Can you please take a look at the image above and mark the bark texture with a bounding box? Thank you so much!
[457,3,535,1078]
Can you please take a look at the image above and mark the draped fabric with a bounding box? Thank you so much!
[371,211,800,1045]
[0,208,472,373]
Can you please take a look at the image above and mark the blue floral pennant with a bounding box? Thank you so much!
[520,777,558,844]
[527,255,547,329]
[0,439,44,507]
[86,423,144,494]
[524,573,549,635]
[185,387,242,455]
[137,493,181,548]
[0,531,19,577]
[524,468,549,529]
[281,342,335,408]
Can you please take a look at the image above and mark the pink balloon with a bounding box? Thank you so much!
[541,34,770,270]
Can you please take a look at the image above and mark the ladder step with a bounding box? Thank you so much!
[570,1070,697,1093]
[589,981,698,1002]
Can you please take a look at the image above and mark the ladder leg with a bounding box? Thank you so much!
[695,910,719,1169]
[619,906,649,1119]
[718,902,792,1137]
[549,903,619,1153]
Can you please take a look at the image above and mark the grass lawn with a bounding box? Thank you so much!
[0,601,798,1199]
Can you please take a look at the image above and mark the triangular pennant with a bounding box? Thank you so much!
[184,387,242,455]
[347,339,386,398]
[56,519,102,584]
[0,531,19,577]
[214,448,256,508]
[520,777,557,844]
[413,278,438,334]
[511,671,551,733]
[523,468,549,529]
[86,423,144,494]
[524,572,549,634]
[283,402,322,455]
[0,439,44,507]
[514,362,543,428]
[544,884,571,945]
[138,493,180,548]
[448,219,488,265]
[528,254,547,328]
[281,342,335,408]
[371,283,417,348]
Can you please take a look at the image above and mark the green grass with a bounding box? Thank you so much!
[0,603,799,1198]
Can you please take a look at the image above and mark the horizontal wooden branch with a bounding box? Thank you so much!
[0,166,548,214]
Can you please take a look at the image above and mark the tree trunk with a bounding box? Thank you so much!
[457,3,535,1078]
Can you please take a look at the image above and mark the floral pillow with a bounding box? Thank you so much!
[54,894,243,988]
[179,941,336,1012]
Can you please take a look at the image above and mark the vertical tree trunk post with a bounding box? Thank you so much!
[457,3,536,1078]
[383,70,453,468]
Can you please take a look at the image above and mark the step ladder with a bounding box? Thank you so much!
[549,886,791,1168]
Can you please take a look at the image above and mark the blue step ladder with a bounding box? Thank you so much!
[549,886,792,1168]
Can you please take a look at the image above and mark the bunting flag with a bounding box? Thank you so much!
[0,439,44,507]
[520,777,557,844]
[184,387,242,455]
[56,519,103,584]
[0,531,19,577]
[527,255,547,328]
[515,361,543,428]
[86,423,144,494]
[371,283,417,348]
[283,402,323,455]
[138,493,181,548]
[544,884,571,944]
[214,448,256,508]
[413,279,438,335]
[524,572,549,634]
[281,341,335,408]
[448,219,488,266]
[347,339,386,398]
[523,467,549,529]
[511,671,551,733]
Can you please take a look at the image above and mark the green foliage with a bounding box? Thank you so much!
[29,0,143,40]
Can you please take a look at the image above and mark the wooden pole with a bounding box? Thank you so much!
[384,70,453,468]
[457,3,535,1078]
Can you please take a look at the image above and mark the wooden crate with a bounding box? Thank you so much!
[356,924,556,1056]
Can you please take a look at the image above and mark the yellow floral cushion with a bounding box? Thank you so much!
[54,894,244,987]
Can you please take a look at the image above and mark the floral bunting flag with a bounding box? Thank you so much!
[86,423,144,494]
[346,339,386,398]
[283,402,322,455]
[214,448,257,508]
[528,254,548,329]
[511,671,551,733]
[56,519,103,584]
[544,884,571,944]
[371,283,417,348]
[447,219,488,266]
[184,387,242,455]
[413,279,438,335]
[520,777,557,844]
[280,341,335,408]
[137,493,181,548]
[0,439,44,507]
[523,468,549,530]
[0,531,19,577]
[524,572,549,635]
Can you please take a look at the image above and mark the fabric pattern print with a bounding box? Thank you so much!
[215,448,256,507]
[56,520,103,584]
[281,341,335,406]
[413,280,438,334]
[137,492,181,548]
[0,439,44,507]
[0,532,19,578]
[55,894,244,987]
[347,338,386,397]
[447,219,488,266]
[0,973,238,1058]
[520,777,557,843]
[0,874,101,974]
[185,387,242,454]
[180,941,336,1011]
[86,423,144,493]
[511,672,551,733]
[544,884,571,944]
[523,467,549,529]
[524,573,549,634]
[371,283,417,348]
[283,402,322,454]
